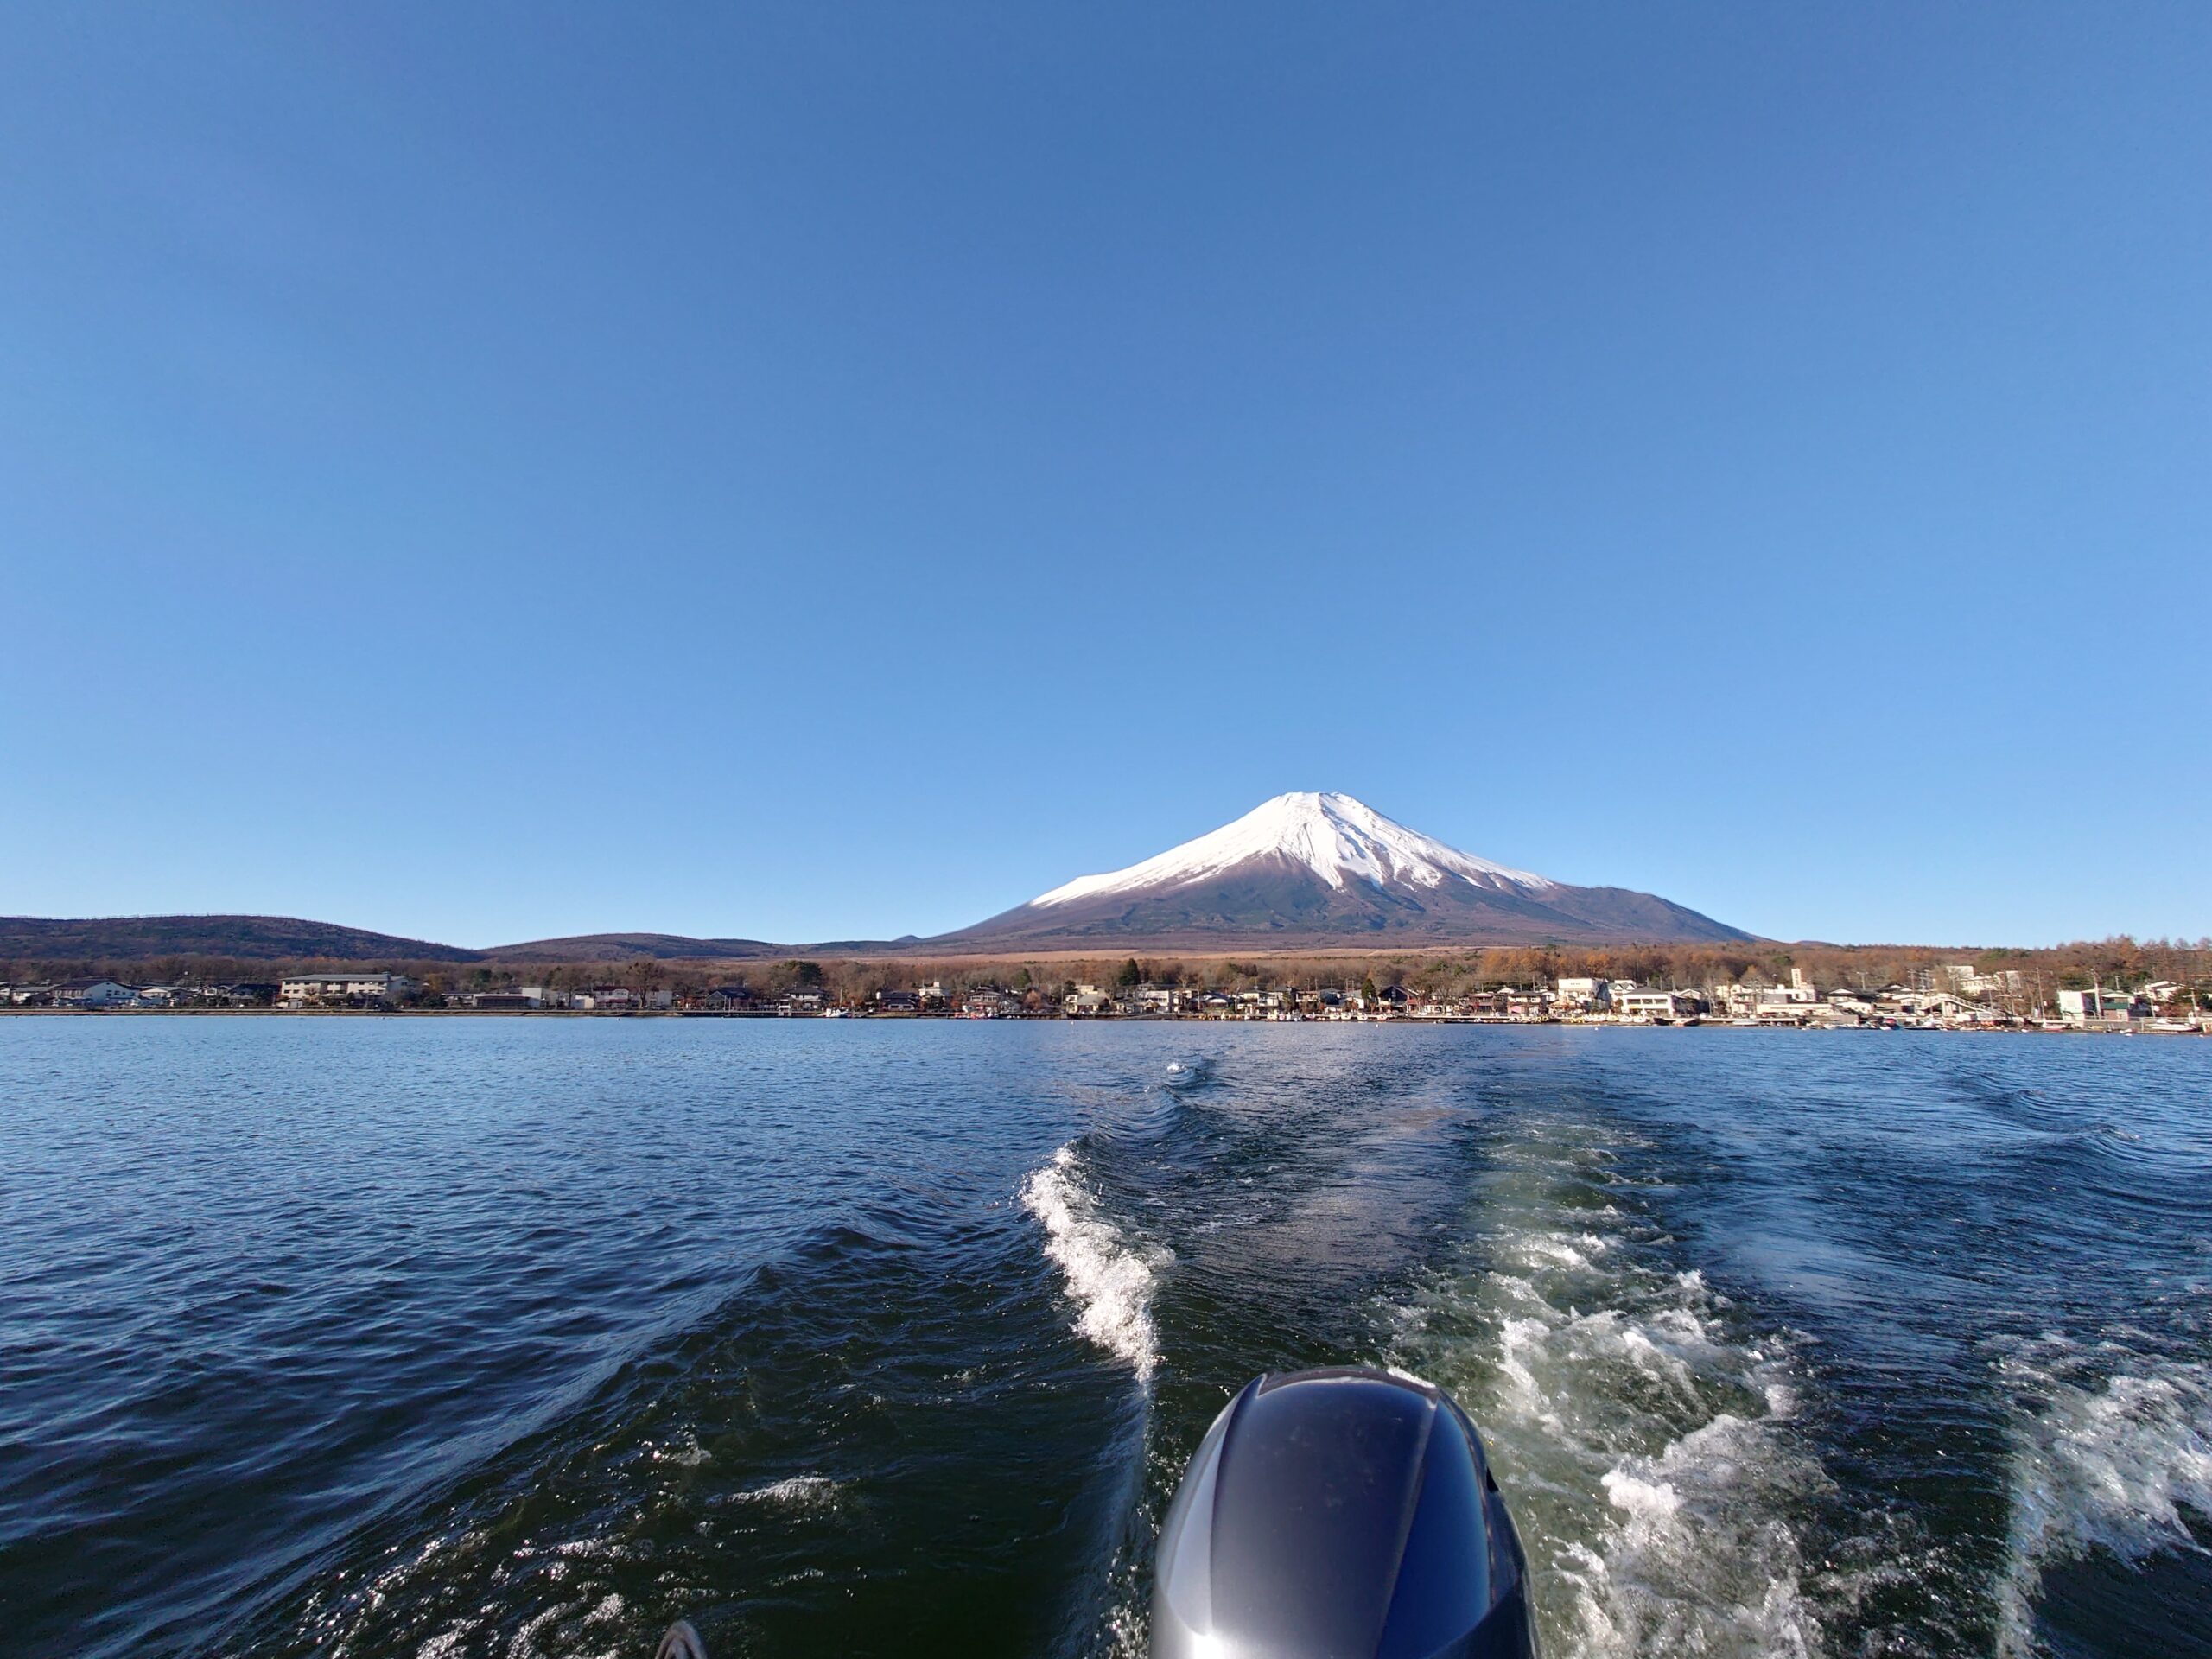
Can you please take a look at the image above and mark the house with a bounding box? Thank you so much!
[1751,969,1822,1008]
[2057,987,2148,1029]
[1615,989,1701,1023]
[1064,984,1113,1015]
[470,987,559,1010]
[1732,969,1817,1014]
[281,972,413,1007]
[875,989,922,1014]
[470,989,542,1010]
[1554,976,1610,1009]
[703,985,758,1012]
[54,977,137,1009]
[961,989,1016,1018]
[1943,963,2025,999]
[916,982,950,1011]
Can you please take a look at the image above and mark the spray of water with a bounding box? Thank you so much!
[1994,1342,2212,1656]
[1022,1145,1170,1382]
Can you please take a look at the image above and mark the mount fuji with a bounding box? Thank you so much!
[937,792,1749,950]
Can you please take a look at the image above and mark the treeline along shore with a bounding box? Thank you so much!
[5,937,2208,1033]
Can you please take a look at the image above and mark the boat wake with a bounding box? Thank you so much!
[1387,1118,1831,1659]
[1995,1339,2212,1656]
[1021,1143,1170,1382]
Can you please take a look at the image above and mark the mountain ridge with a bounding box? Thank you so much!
[0,914,482,963]
[938,792,1749,949]
[2,796,1751,964]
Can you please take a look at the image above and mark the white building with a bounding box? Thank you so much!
[1614,990,1700,1022]
[1944,963,2025,1000]
[54,977,137,1008]
[1555,976,1611,1008]
[280,972,414,1007]
[2057,987,2146,1029]
[469,988,544,1010]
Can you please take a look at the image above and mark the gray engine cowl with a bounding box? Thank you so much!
[1151,1368,1538,1659]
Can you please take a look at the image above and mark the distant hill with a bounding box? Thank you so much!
[933,792,1751,950]
[480,932,782,963]
[0,915,481,963]
[0,916,787,969]
[4,799,1751,968]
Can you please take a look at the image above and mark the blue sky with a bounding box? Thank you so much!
[3,4,2206,949]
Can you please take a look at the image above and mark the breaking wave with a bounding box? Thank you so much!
[728,1474,841,1510]
[1022,1144,1167,1382]
[1995,1342,2212,1655]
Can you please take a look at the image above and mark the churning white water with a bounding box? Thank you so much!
[1022,1144,1170,1382]
[1387,1117,1832,1658]
[1995,1343,2212,1656]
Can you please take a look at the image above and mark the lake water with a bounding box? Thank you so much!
[3,1020,2208,1659]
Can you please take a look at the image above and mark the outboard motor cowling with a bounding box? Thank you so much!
[1152,1368,1537,1659]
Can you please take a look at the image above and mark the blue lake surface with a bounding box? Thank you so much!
[2,1019,2207,1658]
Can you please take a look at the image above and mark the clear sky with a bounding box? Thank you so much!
[3,4,2206,950]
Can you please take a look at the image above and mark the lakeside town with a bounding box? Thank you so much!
[7,962,2208,1033]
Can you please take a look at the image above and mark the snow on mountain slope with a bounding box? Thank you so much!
[1030,791,1554,908]
[938,791,1751,947]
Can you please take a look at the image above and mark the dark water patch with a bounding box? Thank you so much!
[241,1205,1137,1659]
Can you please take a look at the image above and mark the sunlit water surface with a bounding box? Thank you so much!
[3,1020,2208,1659]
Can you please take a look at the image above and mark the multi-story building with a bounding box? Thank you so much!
[54,977,137,1008]
[279,972,414,1007]
[1614,989,1702,1023]
[2057,987,2148,1029]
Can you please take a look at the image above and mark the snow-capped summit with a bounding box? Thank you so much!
[1031,791,1554,908]
[941,792,1749,950]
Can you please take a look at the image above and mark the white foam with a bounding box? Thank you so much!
[1996,1352,2212,1655]
[1572,1413,1824,1659]
[1600,1469,1683,1519]
[1021,1145,1166,1381]
[1388,1118,1828,1658]
[731,1474,840,1510]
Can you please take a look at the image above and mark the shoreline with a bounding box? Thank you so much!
[1,1007,2199,1035]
